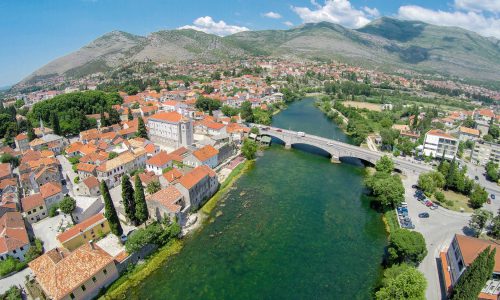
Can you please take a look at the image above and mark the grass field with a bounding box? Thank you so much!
[434,189,473,213]
[343,101,382,111]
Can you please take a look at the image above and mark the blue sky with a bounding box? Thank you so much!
[1,0,499,86]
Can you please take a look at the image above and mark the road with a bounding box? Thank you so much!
[402,174,470,300]
[464,161,500,212]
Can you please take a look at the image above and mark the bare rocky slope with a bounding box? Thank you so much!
[21,17,500,85]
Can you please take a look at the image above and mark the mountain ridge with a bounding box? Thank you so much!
[20,17,500,85]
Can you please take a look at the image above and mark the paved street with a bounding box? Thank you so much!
[0,268,32,294]
[465,161,500,212]
[402,174,470,300]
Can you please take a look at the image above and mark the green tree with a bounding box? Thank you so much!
[451,247,496,300]
[108,152,118,159]
[195,97,221,112]
[388,229,427,266]
[27,121,35,141]
[121,174,136,225]
[490,210,500,239]
[375,155,394,173]
[462,116,476,128]
[376,264,427,300]
[240,101,254,122]
[486,161,499,182]
[365,172,405,207]
[127,107,133,121]
[137,117,148,139]
[418,171,445,195]
[146,180,161,195]
[469,209,493,237]
[59,196,76,216]
[241,139,258,160]
[469,185,488,209]
[134,175,149,224]
[100,180,123,236]
[0,153,19,168]
[50,112,61,136]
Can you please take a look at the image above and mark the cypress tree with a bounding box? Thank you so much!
[50,112,61,136]
[134,175,149,224]
[128,107,133,121]
[100,110,108,127]
[100,180,123,237]
[27,121,35,141]
[121,174,136,225]
[451,246,495,300]
[137,117,148,139]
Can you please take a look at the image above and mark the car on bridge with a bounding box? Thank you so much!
[297,131,305,137]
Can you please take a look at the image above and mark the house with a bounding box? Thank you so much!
[76,163,97,179]
[146,186,185,223]
[15,133,30,152]
[81,176,101,197]
[146,151,173,175]
[441,234,500,299]
[96,150,147,188]
[0,212,30,261]
[161,168,183,186]
[29,242,119,300]
[472,141,500,166]
[56,213,110,251]
[21,193,47,224]
[183,145,219,169]
[0,163,12,181]
[72,196,104,224]
[29,134,65,154]
[148,111,194,147]
[474,109,495,123]
[423,129,458,160]
[458,126,481,142]
[40,182,63,208]
[175,165,219,209]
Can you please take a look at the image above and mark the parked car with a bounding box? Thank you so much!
[487,198,492,204]
[491,194,496,200]
[327,142,334,146]
[418,212,430,218]
[411,184,418,189]
[276,129,282,132]
[297,131,305,137]
[475,176,479,180]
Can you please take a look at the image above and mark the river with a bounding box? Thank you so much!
[128,98,387,299]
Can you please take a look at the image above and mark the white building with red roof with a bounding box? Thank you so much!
[423,129,458,160]
[175,165,218,209]
[146,186,185,222]
[148,111,193,148]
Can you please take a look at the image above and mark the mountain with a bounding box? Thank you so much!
[21,17,500,85]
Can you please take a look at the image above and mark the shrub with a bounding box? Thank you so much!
[74,176,80,184]
[435,191,445,203]
[0,256,26,276]
[48,204,59,217]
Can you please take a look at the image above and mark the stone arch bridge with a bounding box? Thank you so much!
[256,126,433,175]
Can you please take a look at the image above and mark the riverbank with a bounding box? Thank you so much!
[101,240,183,300]
[100,159,253,299]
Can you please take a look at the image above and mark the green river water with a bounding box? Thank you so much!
[128,98,387,299]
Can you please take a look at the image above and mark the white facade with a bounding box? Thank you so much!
[423,130,458,160]
[148,117,193,148]
[472,141,500,166]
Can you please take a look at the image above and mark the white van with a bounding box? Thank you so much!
[297,131,305,137]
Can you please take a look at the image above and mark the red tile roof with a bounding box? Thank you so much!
[162,168,183,183]
[56,213,106,244]
[40,182,62,199]
[426,129,456,140]
[146,186,183,213]
[146,151,173,167]
[192,145,219,162]
[83,176,99,189]
[0,212,29,254]
[178,165,216,190]
[29,242,114,300]
[21,193,44,212]
[149,111,183,123]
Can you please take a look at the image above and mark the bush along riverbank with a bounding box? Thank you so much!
[100,159,253,299]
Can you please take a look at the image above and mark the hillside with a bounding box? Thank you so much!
[21,17,500,85]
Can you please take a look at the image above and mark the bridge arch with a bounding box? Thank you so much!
[289,142,332,158]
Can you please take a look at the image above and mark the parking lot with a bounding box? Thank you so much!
[401,174,470,300]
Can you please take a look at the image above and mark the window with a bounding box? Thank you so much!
[101,223,104,228]
[12,250,16,254]
[103,268,107,275]
[81,285,86,291]
[70,293,75,299]
[92,276,96,283]
[40,206,43,210]
[20,247,24,251]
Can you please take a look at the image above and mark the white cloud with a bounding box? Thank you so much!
[291,0,376,28]
[363,6,380,18]
[263,11,282,19]
[454,0,500,13]
[398,5,500,39]
[179,16,249,36]
[284,21,294,27]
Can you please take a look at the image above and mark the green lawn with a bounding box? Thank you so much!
[434,189,473,213]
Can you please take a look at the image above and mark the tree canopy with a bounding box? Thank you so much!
[134,175,149,224]
[376,264,427,300]
[100,180,123,236]
[388,229,427,266]
[242,139,258,160]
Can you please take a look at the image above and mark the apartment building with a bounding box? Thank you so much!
[472,141,500,166]
[423,129,458,160]
[96,150,147,187]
